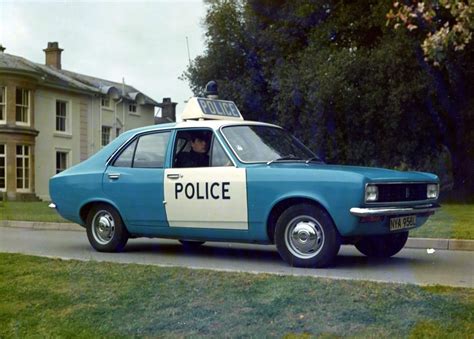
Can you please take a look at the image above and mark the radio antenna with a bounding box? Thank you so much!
[186,36,191,65]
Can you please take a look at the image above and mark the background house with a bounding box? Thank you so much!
[0,42,174,201]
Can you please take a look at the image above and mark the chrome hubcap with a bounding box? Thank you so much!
[285,216,324,259]
[92,210,115,245]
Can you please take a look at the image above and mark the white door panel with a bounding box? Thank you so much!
[164,167,248,229]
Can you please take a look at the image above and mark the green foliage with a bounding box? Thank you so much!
[184,0,474,193]
[387,0,474,66]
[276,27,436,167]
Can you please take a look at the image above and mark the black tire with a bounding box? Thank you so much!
[355,231,409,258]
[179,240,205,248]
[86,203,129,252]
[275,203,341,268]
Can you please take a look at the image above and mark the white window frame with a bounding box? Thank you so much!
[16,145,31,192]
[0,86,6,124]
[15,88,30,126]
[101,126,111,147]
[101,97,111,109]
[55,99,71,133]
[55,149,70,174]
[129,103,140,116]
[128,103,137,113]
[0,144,6,192]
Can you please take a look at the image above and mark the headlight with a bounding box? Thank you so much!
[427,184,439,199]
[365,185,378,202]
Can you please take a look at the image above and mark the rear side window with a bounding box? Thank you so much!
[113,139,137,167]
[112,131,171,168]
[133,132,171,168]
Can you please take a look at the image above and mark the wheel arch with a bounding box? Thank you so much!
[266,196,338,244]
[79,199,125,226]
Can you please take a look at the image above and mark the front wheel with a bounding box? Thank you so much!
[275,204,341,268]
[86,204,129,252]
[355,231,408,258]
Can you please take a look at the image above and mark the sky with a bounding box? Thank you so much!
[0,0,207,117]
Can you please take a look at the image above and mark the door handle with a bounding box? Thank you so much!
[167,174,181,180]
[108,173,121,180]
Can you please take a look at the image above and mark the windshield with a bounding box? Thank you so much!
[221,125,317,163]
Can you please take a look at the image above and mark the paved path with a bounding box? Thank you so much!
[0,227,472,288]
[2,220,474,251]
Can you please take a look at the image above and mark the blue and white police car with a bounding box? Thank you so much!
[49,91,440,268]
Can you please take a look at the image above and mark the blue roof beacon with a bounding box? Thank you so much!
[49,83,441,268]
[204,80,218,98]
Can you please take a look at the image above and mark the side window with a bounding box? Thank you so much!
[211,138,233,167]
[113,139,137,167]
[173,129,212,168]
[133,132,171,168]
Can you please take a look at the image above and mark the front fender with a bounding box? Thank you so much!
[246,167,365,240]
[263,190,361,237]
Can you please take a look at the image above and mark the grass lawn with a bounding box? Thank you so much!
[0,201,473,240]
[410,203,474,240]
[0,253,472,337]
[0,201,70,223]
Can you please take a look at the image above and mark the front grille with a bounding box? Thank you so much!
[376,183,427,203]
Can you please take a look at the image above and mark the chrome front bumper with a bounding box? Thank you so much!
[350,204,441,217]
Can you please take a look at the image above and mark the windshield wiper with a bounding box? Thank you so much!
[266,156,303,165]
[305,157,324,164]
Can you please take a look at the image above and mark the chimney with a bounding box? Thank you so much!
[0,45,5,53]
[158,98,177,123]
[43,42,63,69]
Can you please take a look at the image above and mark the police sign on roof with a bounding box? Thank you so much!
[182,97,243,121]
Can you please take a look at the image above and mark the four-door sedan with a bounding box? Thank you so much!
[50,97,440,267]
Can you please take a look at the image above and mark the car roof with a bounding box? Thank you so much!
[127,119,281,136]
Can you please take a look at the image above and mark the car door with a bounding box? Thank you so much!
[164,129,248,230]
[103,130,172,228]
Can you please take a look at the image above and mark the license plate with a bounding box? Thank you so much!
[390,215,417,231]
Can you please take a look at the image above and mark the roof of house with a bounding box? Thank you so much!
[0,52,159,106]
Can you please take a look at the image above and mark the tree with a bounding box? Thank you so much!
[386,0,474,194]
[387,0,474,66]
[184,0,474,194]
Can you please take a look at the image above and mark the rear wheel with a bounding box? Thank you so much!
[86,204,129,252]
[275,203,341,268]
[355,232,408,258]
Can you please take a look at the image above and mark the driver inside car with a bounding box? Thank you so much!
[175,132,210,168]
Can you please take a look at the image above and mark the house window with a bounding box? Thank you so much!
[0,87,5,123]
[101,97,110,108]
[116,127,121,137]
[56,151,68,174]
[102,126,111,146]
[129,104,137,113]
[0,144,6,190]
[56,100,68,132]
[16,88,30,124]
[16,145,30,191]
